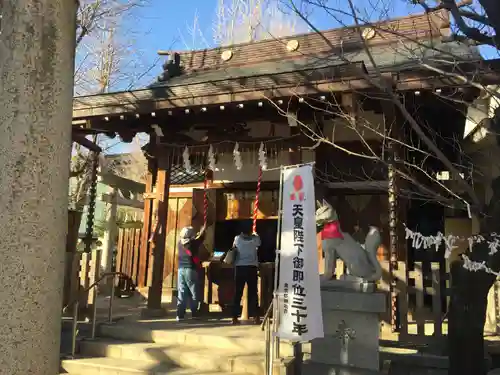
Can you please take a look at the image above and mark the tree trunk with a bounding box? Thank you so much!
[448,260,495,375]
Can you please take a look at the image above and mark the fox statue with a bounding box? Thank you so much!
[315,200,382,283]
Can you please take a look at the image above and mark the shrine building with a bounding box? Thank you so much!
[71,10,497,329]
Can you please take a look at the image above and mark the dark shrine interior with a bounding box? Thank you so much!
[402,91,469,171]
[214,219,278,263]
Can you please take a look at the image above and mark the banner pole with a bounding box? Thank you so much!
[281,161,315,170]
[270,166,284,374]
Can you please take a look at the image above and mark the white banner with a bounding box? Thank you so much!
[277,164,324,342]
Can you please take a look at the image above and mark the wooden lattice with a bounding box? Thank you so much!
[170,163,205,185]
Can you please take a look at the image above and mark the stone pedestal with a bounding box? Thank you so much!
[307,285,386,374]
[0,1,77,374]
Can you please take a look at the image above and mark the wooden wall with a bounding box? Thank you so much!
[217,190,279,220]
[116,227,142,290]
[162,195,193,288]
[141,186,408,290]
[139,187,280,291]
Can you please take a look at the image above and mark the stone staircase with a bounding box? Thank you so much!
[60,320,294,375]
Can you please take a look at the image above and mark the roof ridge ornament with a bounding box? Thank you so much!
[157,52,183,83]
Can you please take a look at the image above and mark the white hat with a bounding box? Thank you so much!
[179,226,195,245]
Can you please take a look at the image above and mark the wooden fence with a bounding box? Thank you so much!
[63,250,101,318]
[335,259,449,345]
[115,227,143,293]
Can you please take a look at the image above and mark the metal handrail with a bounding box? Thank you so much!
[62,271,126,313]
[261,301,274,375]
[63,271,127,358]
[260,301,273,331]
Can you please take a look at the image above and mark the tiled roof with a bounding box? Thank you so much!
[149,39,480,89]
[71,11,483,118]
[155,10,450,79]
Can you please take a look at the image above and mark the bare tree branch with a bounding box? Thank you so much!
[414,0,500,47]
[289,0,483,210]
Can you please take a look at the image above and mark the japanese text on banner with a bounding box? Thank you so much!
[277,164,324,342]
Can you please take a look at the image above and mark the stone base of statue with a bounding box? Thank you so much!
[320,274,377,293]
[305,282,386,374]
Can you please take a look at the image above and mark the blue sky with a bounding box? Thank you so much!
[129,0,497,84]
[136,0,419,58]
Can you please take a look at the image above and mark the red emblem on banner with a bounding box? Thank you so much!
[290,175,305,201]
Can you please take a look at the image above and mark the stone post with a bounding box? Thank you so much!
[0,1,77,375]
[101,188,118,294]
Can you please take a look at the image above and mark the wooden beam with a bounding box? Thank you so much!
[81,102,295,134]
[101,193,144,209]
[71,76,385,119]
[71,60,500,120]
[98,171,145,194]
[325,181,388,190]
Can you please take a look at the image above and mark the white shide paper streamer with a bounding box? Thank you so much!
[404,225,500,275]
[233,142,243,170]
[258,142,268,170]
[208,145,216,171]
[183,146,192,173]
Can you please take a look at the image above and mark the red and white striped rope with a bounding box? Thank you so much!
[203,169,209,227]
[252,166,263,234]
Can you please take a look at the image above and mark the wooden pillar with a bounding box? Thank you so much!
[241,283,249,320]
[199,263,211,314]
[142,153,171,317]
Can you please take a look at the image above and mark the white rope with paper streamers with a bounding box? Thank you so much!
[233,142,243,170]
[258,142,268,170]
[183,146,192,173]
[404,225,500,276]
[207,145,216,171]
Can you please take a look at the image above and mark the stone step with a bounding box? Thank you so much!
[98,322,294,356]
[61,357,253,375]
[80,339,266,375]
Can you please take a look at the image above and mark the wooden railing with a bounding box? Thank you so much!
[335,259,449,343]
[115,227,143,292]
